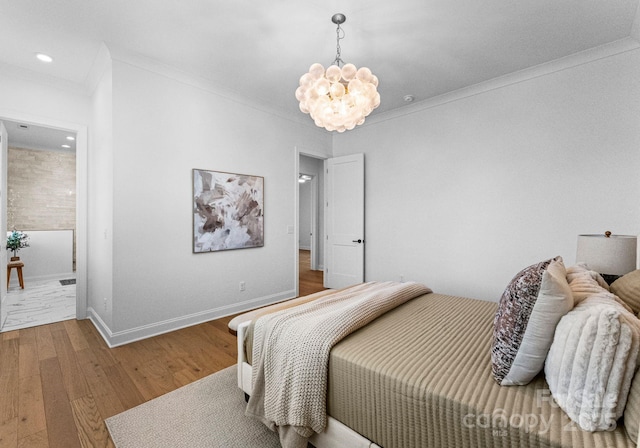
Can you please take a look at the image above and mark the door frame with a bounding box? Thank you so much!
[308,174,319,271]
[0,110,88,321]
[0,122,7,328]
[294,147,328,297]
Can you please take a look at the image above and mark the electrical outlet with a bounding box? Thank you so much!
[400,275,404,283]
[239,281,246,292]
[103,297,108,312]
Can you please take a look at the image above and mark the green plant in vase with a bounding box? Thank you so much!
[7,230,29,260]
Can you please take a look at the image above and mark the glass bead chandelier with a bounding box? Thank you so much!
[295,13,380,133]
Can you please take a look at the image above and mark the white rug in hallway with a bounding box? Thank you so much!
[1,278,76,332]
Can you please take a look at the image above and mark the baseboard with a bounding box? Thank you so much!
[23,272,75,282]
[88,289,297,347]
[299,245,311,250]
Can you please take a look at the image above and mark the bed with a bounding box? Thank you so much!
[231,281,639,448]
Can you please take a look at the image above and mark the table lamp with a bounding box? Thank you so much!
[576,231,637,284]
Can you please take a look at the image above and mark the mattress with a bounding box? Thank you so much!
[326,293,634,448]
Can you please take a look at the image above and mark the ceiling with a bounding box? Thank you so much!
[3,120,76,153]
[1,0,639,134]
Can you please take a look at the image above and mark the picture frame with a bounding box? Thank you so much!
[192,169,264,253]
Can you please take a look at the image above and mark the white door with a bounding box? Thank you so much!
[0,122,8,328]
[325,153,364,289]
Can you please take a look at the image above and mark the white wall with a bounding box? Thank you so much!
[15,230,74,281]
[0,72,90,125]
[88,49,114,329]
[105,56,331,341]
[333,47,640,301]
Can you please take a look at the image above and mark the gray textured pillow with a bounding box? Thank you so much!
[491,256,573,386]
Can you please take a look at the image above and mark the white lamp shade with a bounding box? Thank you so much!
[576,234,637,275]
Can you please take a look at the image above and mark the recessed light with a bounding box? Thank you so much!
[66,136,75,141]
[61,144,71,148]
[36,53,53,63]
[403,95,415,103]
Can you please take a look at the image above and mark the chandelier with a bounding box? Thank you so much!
[295,13,380,133]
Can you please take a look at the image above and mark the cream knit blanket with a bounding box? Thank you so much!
[245,281,432,448]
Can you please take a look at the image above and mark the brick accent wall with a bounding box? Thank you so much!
[8,147,76,268]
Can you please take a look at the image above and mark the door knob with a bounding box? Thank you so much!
[352,239,363,243]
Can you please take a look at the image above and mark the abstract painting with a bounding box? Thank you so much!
[193,169,264,252]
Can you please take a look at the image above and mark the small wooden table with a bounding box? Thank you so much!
[7,260,25,289]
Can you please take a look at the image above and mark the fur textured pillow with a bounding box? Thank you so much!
[545,292,640,432]
[567,264,633,312]
[491,256,573,386]
[566,264,611,305]
[624,370,640,443]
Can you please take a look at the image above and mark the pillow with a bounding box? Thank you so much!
[611,270,640,315]
[491,256,573,386]
[566,263,610,305]
[624,369,640,443]
[544,293,640,432]
[568,264,633,312]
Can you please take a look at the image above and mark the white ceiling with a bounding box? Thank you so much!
[1,0,639,135]
[3,120,76,153]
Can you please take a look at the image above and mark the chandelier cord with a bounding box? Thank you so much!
[332,23,345,67]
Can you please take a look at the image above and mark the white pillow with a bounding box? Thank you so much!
[545,293,640,431]
[492,257,573,386]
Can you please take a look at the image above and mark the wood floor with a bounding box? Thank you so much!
[299,249,326,297]
[0,251,325,448]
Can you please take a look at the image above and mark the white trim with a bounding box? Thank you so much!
[632,2,640,43]
[0,110,88,322]
[294,147,301,298]
[89,289,296,347]
[363,37,640,128]
[309,175,319,271]
[295,147,332,296]
[0,61,87,96]
[84,43,112,95]
[0,295,6,328]
[107,44,318,130]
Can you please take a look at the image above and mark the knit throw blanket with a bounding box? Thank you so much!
[245,281,432,448]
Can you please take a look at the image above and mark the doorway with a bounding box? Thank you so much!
[0,118,86,331]
[298,154,326,297]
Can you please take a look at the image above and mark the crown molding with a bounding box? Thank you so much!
[104,43,320,131]
[84,43,112,95]
[631,1,640,43]
[0,62,88,97]
[361,37,640,128]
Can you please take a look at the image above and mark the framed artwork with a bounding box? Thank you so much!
[192,169,264,253]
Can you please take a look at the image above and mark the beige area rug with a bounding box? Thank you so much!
[106,365,281,448]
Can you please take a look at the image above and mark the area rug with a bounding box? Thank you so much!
[59,278,76,285]
[106,365,281,448]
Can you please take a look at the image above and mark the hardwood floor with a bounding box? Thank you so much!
[0,252,325,447]
[299,249,326,297]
